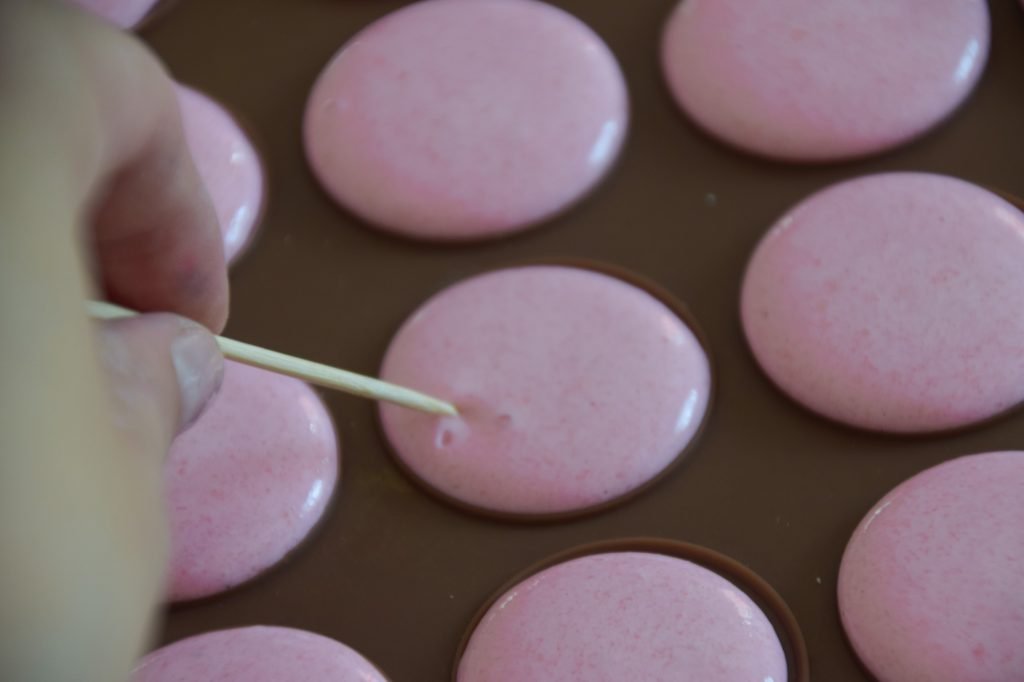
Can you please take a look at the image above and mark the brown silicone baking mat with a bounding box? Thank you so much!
[142,1,1024,679]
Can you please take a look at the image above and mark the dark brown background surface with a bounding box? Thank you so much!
[142,1,1024,679]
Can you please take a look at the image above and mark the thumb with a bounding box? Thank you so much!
[98,313,224,456]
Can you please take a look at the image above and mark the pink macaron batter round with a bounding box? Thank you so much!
[458,552,787,681]
[165,361,339,601]
[741,173,1024,433]
[132,626,387,681]
[838,452,1024,681]
[378,266,711,517]
[176,85,265,264]
[661,0,989,161]
[67,0,160,28]
[303,0,628,240]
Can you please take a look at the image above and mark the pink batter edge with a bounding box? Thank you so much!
[132,626,388,681]
[176,85,265,264]
[838,452,1024,681]
[661,0,989,161]
[379,266,711,517]
[741,172,1024,433]
[458,552,787,681]
[68,0,160,28]
[165,361,339,601]
[303,0,628,240]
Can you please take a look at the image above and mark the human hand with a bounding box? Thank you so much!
[0,1,228,679]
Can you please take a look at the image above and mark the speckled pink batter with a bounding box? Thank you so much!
[177,85,264,264]
[303,0,628,240]
[68,0,159,28]
[838,452,1024,681]
[741,173,1024,433]
[661,0,989,161]
[379,266,710,516]
[165,361,338,601]
[132,626,387,681]
[458,552,787,681]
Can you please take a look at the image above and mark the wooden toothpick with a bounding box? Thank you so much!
[88,300,458,417]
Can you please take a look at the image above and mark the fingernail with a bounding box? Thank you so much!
[171,327,224,429]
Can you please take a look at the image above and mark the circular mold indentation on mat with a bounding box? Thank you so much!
[741,172,1024,434]
[838,451,1024,681]
[165,361,339,602]
[303,0,628,241]
[454,539,808,682]
[377,264,712,520]
[131,626,388,681]
[661,0,989,162]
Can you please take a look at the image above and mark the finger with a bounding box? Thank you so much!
[3,1,229,331]
[98,313,225,452]
[75,7,230,331]
[0,5,225,680]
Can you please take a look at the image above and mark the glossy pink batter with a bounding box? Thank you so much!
[165,361,338,601]
[303,0,628,240]
[379,266,710,516]
[68,0,159,28]
[838,452,1024,681]
[661,0,989,161]
[177,86,264,264]
[741,173,1024,433]
[458,552,787,681]
[132,626,387,681]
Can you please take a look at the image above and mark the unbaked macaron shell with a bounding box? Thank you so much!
[458,552,787,681]
[68,0,160,28]
[838,452,1024,681]
[303,0,628,240]
[165,361,338,601]
[661,0,989,161]
[132,626,387,681]
[379,266,711,517]
[177,85,265,264]
[741,173,1024,433]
